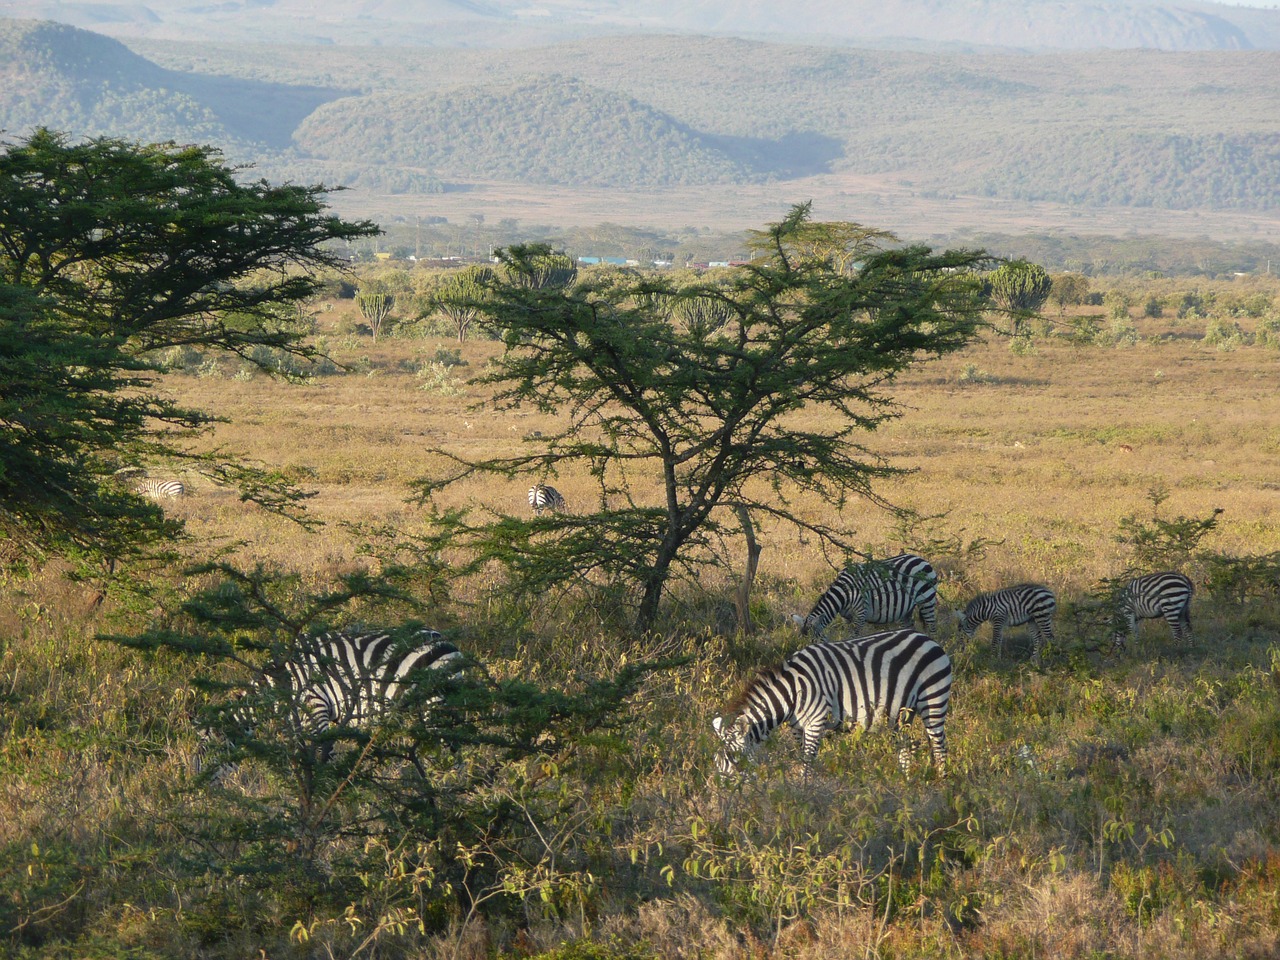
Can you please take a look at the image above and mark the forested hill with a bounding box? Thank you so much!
[291,77,840,188]
[3,19,1279,212]
[0,19,349,149]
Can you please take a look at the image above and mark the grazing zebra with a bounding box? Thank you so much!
[207,628,463,766]
[528,482,567,515]
[958,583,1057,663]
[712,629,951,778]
[135,478,185,499]
[1113,572,1194,651]
[800,553,938,638]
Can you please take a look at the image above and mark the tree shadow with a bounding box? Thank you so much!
[160,68,357,150]
[703,130,845,179]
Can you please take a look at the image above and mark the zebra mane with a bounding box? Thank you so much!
[725,662,789,715]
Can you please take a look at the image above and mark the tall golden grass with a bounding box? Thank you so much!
[4,276,1280,958]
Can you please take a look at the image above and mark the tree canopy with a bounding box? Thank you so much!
[0,128,377,570]
[418,203,993,630]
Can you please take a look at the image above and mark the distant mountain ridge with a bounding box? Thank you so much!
[2,18,1277,213]
[2,0,1280,50]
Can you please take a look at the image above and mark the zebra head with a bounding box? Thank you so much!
[955,606,978,640]
[711,714,753,775]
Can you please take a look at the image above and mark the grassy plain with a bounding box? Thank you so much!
[4,275,1280,958]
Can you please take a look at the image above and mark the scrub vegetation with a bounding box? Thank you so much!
[5,241,1280,958]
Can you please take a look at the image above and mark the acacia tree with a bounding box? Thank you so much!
[418,204,992,631]
[0,128,377,570]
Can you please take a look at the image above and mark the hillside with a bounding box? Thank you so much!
[3,20,1278,219]
[291,76,838,189]
[4,0,1280,50]
[0,19,350,148]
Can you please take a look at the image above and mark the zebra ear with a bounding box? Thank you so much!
[712,715,724,734]
[790,613,805,628]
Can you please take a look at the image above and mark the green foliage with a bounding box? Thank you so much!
[418,206,991,629]
[0,282,184,568]
[110,557,678,944]
[356,286,395,342]
[987,259,1052,334]
[1049,272,1090,312]
[1255,314,1280,350]
[1201,551,1280,606]
[1114,488,1222,575]
[1203,317,1251,350]
[428,265,496,342]
[0,128,375,571]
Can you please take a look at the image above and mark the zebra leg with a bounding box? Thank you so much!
[800,724,825,779]
[896,728,921,775]
[1033,616,1053,664]
[924,722,948,777]
[991,618,1005,657]
[920,598,939,635]
[1176,609,1193,646]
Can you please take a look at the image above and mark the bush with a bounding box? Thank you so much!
[1255,314,1280,350]
[1202,318,1251,350]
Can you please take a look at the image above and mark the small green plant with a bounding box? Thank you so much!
[1101,317,1140,347]
[957,363,993,385]
[431,346,469,368]
[416,361,464,395]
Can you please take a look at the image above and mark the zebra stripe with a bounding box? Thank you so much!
[136,478,185,499]
[1113,572,1193,650]
[213,628,463,764]
[802,553,938,638]
[528,483,567,514]
[958,583,1057,662]
[712,629,951,777]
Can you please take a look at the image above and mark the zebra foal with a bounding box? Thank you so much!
[1113,572,1193,652]
[528,482,567,515]
[135,478,185,499]
[712,629,952,778]
[799,553,938,638]
[958,583,1057,663]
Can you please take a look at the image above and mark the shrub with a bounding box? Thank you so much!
[417,360,464,395]
[1202,318,1251,350]
[1255,314,1280,350]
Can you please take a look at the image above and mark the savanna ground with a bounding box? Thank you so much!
[323,174,1280,247]
[5,270,1280,959]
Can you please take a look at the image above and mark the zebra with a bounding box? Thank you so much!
[528,482,567,515]
[799,553,938,638]
[1112,572,1194,651]
[712,629,951,778]
[204,627,463,768]
[135,478,185,499]
[957,583,1057,663]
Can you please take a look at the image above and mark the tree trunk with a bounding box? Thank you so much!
[733,503,762,634]
[636,531,683,632]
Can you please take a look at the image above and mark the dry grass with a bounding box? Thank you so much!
[5,281,1280,958]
